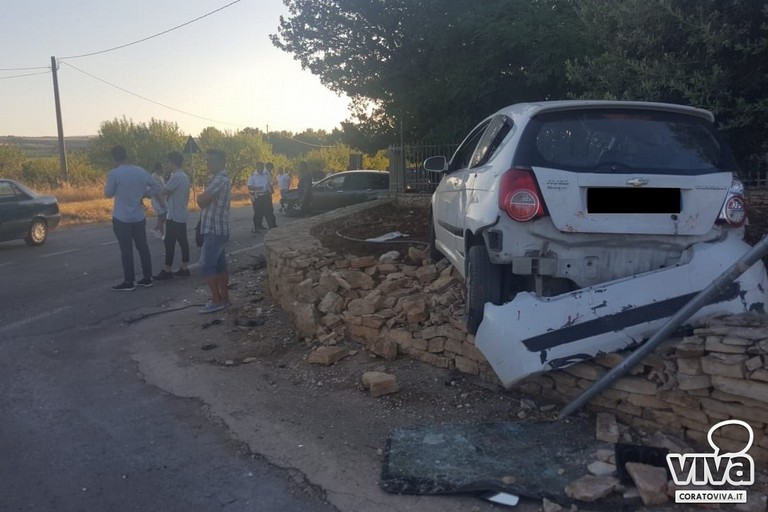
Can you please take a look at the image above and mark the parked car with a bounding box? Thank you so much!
[283,170,389,216]
[424,101,768,384]
[0,178,61,246]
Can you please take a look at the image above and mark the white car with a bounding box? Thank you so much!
[425,100,768,384]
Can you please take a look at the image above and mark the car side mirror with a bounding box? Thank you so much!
[423,156,448,173]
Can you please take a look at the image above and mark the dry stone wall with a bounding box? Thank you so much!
[265,197,768,462]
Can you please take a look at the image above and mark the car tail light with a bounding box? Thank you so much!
[498,168,547,222]
[718,179,747,228]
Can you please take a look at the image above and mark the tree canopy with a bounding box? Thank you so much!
[272,0,588,148]
[273,0,768,167]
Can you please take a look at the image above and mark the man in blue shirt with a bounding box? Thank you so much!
[104,145,161,291]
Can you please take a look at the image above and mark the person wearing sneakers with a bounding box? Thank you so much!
[154,151,191,280]
[104,145,162,291]
[197,149,231,313]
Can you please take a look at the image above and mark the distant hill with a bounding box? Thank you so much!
[0,136,95,157]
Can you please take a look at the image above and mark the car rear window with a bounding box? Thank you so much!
[515,109,737,175]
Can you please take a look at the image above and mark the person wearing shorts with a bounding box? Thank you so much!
[196,149,231,314]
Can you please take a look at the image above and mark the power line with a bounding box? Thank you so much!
[61,61,247,127]
[0,66,49,71]
[0,70,51,80]
[60,0,242,60]
[59,62,338,145]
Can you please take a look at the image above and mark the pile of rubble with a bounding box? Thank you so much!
[265,198,768,468]
[552,413,767,510]
[525,314,768,464]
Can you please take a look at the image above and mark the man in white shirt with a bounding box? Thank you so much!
[154,151,191,280]
[247,162,276,232]
[276,167,291,212]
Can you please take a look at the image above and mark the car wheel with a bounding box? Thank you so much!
[25,219,48,246]
[465,244,502,335]
[428,213,443,262]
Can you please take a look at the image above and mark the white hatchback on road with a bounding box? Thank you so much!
[425,100,767,383]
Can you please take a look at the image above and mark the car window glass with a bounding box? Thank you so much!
[448,120,492,172]
[0,181,17,199]
[371,174,389,189]
[470,115,513,168]
[344,174,368,190]
[317,175,345,190]
[516,109,733,175]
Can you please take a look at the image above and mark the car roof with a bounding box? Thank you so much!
[334,170,388,174]
[498,100,715,123]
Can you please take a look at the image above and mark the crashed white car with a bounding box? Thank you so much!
[424,100,768,386]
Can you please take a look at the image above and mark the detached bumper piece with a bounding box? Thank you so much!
[476,232,768,387]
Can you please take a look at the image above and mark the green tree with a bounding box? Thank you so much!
[0,144,25,180]
[363,149,388,171]
[567,0,768,167]
[89,117,186,171]
[273,0,588,145]
[196,127,273,186]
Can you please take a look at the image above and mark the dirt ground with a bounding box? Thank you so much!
[146,194,768,510]
[199,191,768,427]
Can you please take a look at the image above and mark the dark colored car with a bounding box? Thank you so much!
[284,170,389,216]
[0,178,61,246]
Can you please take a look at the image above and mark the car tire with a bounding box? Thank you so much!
[25,219,48,246]
[428,213,443,262]
[465,244,502,335]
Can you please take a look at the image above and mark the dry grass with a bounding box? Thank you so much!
[56,185,253,226]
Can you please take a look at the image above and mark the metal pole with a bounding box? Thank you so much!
[559,234,768,419]
[50,56,69,183]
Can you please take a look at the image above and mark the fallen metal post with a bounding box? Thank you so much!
[559,234,768,419]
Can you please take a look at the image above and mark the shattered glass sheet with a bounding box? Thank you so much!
[381,420,617,505]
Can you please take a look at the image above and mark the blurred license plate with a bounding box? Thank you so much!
[587,188,681,214]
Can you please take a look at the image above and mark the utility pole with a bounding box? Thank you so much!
[50,56,69,183]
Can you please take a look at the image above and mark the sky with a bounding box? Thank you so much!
[0,0,351,137]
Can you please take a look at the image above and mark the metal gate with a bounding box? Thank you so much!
[388,144,458,194]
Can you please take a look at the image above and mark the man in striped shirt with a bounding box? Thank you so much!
[154,151,191,280]
[197,149,231,313]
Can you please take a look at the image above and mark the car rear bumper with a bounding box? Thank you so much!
[475,230,768,386]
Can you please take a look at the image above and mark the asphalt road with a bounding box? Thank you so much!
[0,207,336,512]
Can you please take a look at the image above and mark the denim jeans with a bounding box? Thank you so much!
[199,233,229,277]
[112,218,152,283]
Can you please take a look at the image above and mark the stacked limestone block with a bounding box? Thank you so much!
[265,197,498,382]
[265,197,768,462]
[526,314,768,463]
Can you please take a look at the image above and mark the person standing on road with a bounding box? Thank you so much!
[154,151,191,280]
[197,149,232,313]
[276,167,291,212]
[264,162,278,224]
[247,161,276,232]
[149,162,167,239]
[104,145,162,291]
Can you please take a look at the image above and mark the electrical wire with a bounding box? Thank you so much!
[0,66,49,71]
[0,70,51,80]
[61,61,247,127]
[60,0,242,60]
[61,62,340,144]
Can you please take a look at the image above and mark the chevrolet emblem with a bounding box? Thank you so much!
[626,178,648,187]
